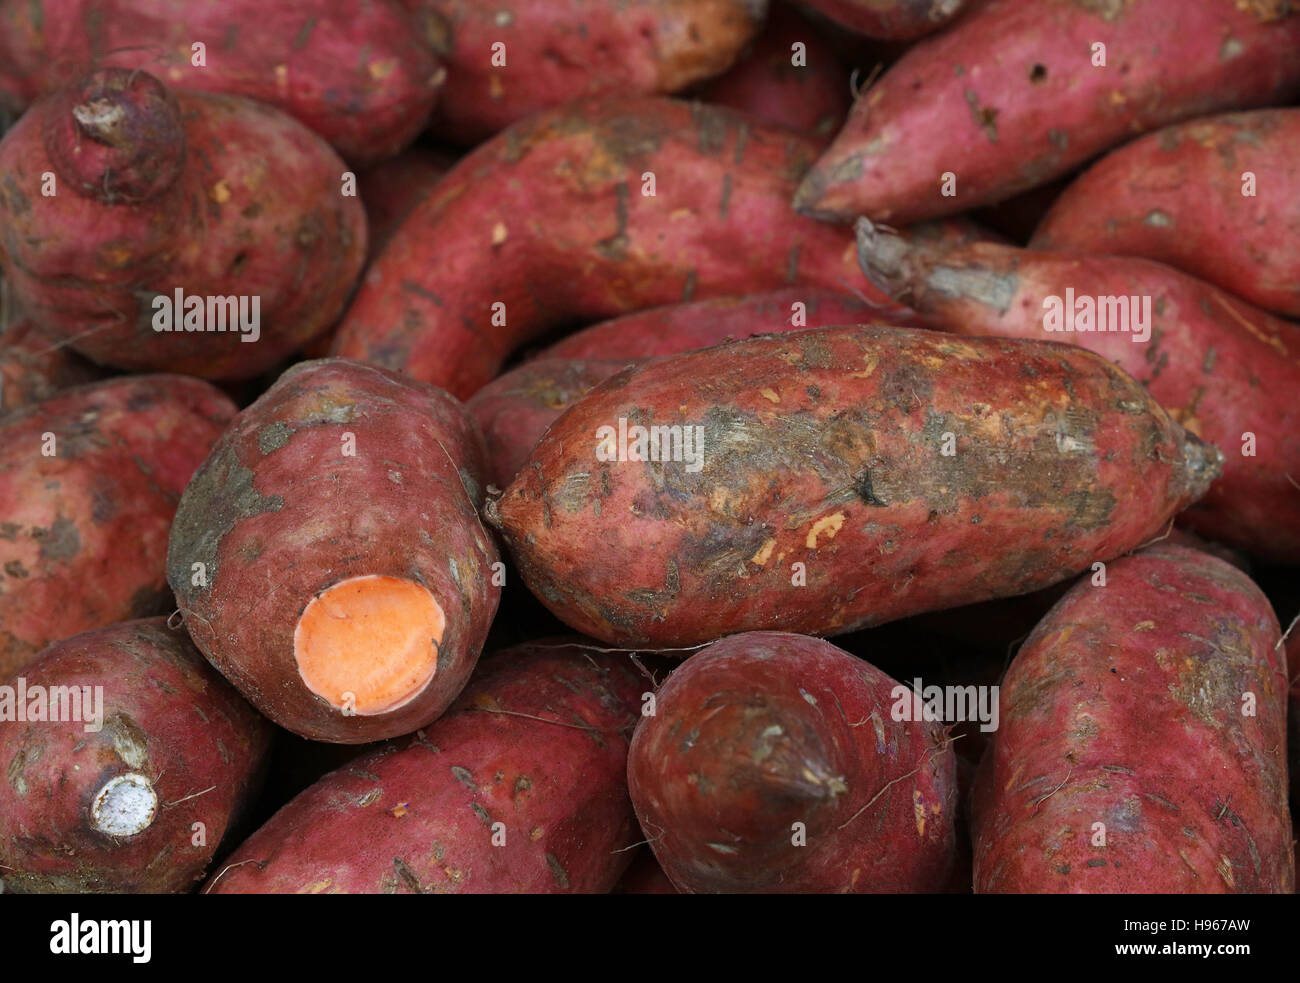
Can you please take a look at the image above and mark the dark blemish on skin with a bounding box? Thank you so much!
[546,853,570,889]
[393,857,425,893]
[450,765,479,792]
[35,517,80,562]
[594,182,630,260]
[855,470,887,507]
[257,421,292,455]
[1029,64,1048,84]
[401,280,445,307]
[682,269,697,302]
[719,173,732,219]
[964,89,999,143]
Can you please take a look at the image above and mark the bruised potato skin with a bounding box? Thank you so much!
[0,618,271,894]
[0,0,442,165]
[167,359,499,744]
[856,223,1300,562]
[972,544,1293,894]
[0,375,236,678]
[332,97,882,400]
[628,631,959,893]
[410,0,768,144]
[205,643,644,894]
[489,325,1219,648]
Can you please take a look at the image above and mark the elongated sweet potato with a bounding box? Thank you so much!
[486,325,1219,647]
[0,68,367,380]
[0,316,103,414]
[0,0,442,165]
[1032,109,1300,319]
[536,287,917,362]
[331,97,883,399]
[800,0,968,40]
[0,375,236,678]
[472,288,922,487]
[1289,630,1299,811]
[972,544,1293,893]
[167,359,499,743]
[0,618,271,894]
[204,642,643,894]
[407,0,765,144]
[629,631,957,892]
[794,0,1300,224]
[856,222,1300,562]
[695,4,850,139]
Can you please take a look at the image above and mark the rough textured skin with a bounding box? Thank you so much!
[856,223,1300,562]
[1033,109,1300,319]
[0,0,442,165]
[331,97,884,399]
[628,632,958,892]
[0,316,103,414]
[487,325,1219,647]
[0,69,367,380]
[204,643,644,894]
[359,149,454,262]
[473,288,924,487]
[166,359,499,743]
[972,544,1293,894]
[536,287,919,361]
[794,0,1300,224]
[409,0,767,144]
[0,618,271,894]
[469,358,629,490]
[801,0,967,40]
[694,4,850,139]
[0,375,236,678]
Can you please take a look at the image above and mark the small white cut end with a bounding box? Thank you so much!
[91,772,157,837]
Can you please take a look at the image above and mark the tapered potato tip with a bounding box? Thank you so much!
[294,575,445,716]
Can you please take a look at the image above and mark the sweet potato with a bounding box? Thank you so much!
[407,0,765,145]
[0,0,442,165]
[972,544,1293,893]
[800,0,968,40]
[1289,630,1299,812]
[359,149,455,262]
[0,68,367,380]
[331,97,884,399]
[793,0,1300,225]
[0,375,236,678]
[0,618,271,894]
[1032,109,1300,319]
[628,631,958,892]
[694,4,850,139]
[204,642,643,894]
[0,316,103,414]
[856,222,1300,562]
[166,358,499,744]
[486,324,1219,647]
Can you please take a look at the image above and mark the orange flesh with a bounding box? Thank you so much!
[294,575,444,715]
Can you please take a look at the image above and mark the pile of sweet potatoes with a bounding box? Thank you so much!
[0,0,1296,902]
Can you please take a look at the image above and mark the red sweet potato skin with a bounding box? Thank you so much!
[0,316,103,414]
[468,357,629,490]
[0,375,236,678]
[488,325,1219,647]
[331,97,883,399]
[0,74,367,380]
[166,359,499,744]
[1032,109,1300,319]
[628,631,957,892]
[695,4,850,139]
[972,544,1293,894]
[801,0,968,40]
[0,0,442,165]
[794,0,1300,224]
[1289,631,1299,812]
[0,618,271,894]
[537,288,917,362]
[856,224,1300,562]
[409,0,765,144]
[204,643,644,894]
[358,149,454,263]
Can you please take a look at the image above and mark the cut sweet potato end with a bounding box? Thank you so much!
[294,575,444,716]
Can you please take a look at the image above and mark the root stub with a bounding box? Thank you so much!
[294,575,445,716]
